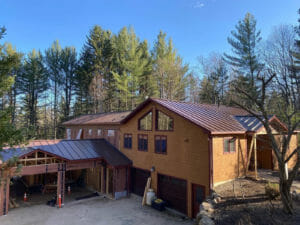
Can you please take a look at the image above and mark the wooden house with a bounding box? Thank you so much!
[0,98,298,218]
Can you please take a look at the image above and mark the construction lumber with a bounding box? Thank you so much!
[142,177,151,206]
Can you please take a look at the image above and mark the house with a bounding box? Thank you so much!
[0,98,298,218]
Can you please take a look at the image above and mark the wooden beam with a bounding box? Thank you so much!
[246,135,255,174]
[254,134,258,180]
[106,168,109,194]
[11,164,59,176]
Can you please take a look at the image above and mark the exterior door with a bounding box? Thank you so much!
[131,168,150,196]
[192,184,205,218]
[157,174,187,214]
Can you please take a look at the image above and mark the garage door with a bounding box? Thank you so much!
[158,174,187,214]
[131,168,150,196]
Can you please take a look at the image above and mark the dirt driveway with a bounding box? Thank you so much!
[0,195,193,225]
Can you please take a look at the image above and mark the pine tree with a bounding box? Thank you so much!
[45,40,63,139]
[224,13,262,107]
[18,50,48,137]
[60,46,77,120]
[152,31,188,100]
[0,26,24,155]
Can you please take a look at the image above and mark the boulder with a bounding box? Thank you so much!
[199,215,215,225]
[200,202,213,211]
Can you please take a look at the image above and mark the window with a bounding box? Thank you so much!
[88,129,92,136]
[107,130,115,137]
[138,134,148,151]
[155,136,167,154]
[97,129,102,136]
[224,137,236,153]
[156,110,174,131]
[66,128,71,140]
[138,111,152,131]
[76,129,82,139]
[124,134,132,149]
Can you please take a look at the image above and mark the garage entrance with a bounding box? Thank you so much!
[131,168,150,196]
[157,174,187,214]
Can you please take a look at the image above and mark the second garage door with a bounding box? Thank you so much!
[131,168,150,196]
[158,174,187,214]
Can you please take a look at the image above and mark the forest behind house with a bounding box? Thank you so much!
[0,12,299,140]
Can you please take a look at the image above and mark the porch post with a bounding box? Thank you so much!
[254,134,258,180]
[57,163,66,207]
[0,173,4,216]
[0,171,10,216]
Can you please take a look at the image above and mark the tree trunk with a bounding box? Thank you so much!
[279,165,293,214]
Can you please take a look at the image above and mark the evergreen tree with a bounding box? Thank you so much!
[18,50,48,137]
[60,46,77,120]
[45,40,63,139]
[0,26,24,157]
[152,31,188,100]
[224,13,262,107]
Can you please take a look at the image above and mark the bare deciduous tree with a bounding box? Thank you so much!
[232,25,300,214]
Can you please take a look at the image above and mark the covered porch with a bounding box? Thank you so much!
[0,139,131,216]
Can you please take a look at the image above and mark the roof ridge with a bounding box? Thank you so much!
[151,98,247,111]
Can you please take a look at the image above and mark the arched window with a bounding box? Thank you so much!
[138,111,152,131]
[155,110,174,131]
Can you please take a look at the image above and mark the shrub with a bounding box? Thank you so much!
[265,182,280,200]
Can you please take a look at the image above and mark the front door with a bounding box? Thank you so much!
[192,184,205,218]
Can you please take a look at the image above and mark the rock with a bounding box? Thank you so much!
[201,202,213,211]
[216,197,221,203]
[200,209,212,218]
[199,215,215,225]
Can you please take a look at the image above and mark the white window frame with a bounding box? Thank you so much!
[107,130,115,137]
[97,129,102,136]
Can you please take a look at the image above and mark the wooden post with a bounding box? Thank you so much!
[254,134,257,180]
[106,168,109,195]
[246,135,255,174]
[101,166,105,193]
[57,164,65,208]
[0,173,4,216]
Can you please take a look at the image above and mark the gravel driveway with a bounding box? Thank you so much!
[0,195,193,225]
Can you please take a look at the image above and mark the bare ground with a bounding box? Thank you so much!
[213,178,300,225]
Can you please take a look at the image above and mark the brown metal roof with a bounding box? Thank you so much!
[1,139,131,167]
[122,98,250,134]
[62,111,131,126]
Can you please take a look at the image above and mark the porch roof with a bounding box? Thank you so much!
[0,139,131,167]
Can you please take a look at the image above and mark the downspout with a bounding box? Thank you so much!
[208,134,213,193]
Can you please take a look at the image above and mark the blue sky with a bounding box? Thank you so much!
[1,0,299,69]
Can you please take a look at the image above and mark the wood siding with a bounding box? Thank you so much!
[212,135,247,185]
[119,102,210,218]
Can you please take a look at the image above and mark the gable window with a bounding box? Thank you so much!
[108,130,115,137]
[155,135,167,154]
[156,110,174,131]
[97,129,102,136]
[138,111,152,131]
[124,134,132,149]
[138,134,148,151]
[224,137,236,153]
[67,128,71,140]
[88,129,92,136]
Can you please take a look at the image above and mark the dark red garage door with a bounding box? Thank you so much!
[131,168,150,196]
[158,174,187,214]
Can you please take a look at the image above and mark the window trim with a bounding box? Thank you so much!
[223,137,236,154]
[138,110,153,131]
[97,129,102,136]
[155,109,174,132]
[137,134,148,151]
[155,135,167,154]
[124,133,132,149]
